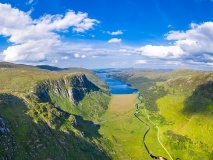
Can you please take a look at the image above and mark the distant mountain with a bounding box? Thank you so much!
[0,61,38,70]
[36,65,67,71]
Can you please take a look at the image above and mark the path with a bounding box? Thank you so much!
[135,93,173,160]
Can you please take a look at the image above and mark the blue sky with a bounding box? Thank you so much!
[1,0,213,69]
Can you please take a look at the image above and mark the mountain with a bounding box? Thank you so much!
[36,65,67,71]
[0,63,112,159]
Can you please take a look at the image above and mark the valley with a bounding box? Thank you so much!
[1,1,213,159]
[0,62,213,159]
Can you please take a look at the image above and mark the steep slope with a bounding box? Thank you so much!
[109,69,213,160]
[0,63,112,159]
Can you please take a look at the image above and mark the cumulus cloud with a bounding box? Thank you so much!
[81,55,86,58]
[61,56,70,60]
[74,53,86,58]
[108,38,122,44]
[136,45,183,58]
[166,22,213,54]
[3,40,57,62]
[107,30,123,35]
[135,60,147,64]
[0,3,99,62]
[136,22,213,67]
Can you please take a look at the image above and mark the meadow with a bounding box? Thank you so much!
[99,94,169,160]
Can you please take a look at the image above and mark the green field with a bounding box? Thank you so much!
[99,94,169,160]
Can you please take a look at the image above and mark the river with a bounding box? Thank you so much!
[97,73,137,94]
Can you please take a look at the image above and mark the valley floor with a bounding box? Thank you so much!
[99,94,168,160]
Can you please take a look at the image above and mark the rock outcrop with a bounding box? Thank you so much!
[35,74,99,105]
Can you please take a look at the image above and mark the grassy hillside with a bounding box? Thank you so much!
[109,69,213,159]
[0,62,112,159]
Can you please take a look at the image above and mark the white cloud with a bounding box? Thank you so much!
[74,53,80,58]
[27,0,34,5]
[111,61,127,66]
[61,56,70,60]
[166,31,187,40]
[165,61,182,65]
[108,30,123,35]
[136,45,183,58]
[74,53,86,58]
[136,21,213,67]
[135,60,147,64]
[73,18,100,32]
[3,40,59,62]
[119,49,127,52]
[52,60,58,64]
[81,55,86,58]
[81,47,93,51]
[108,38,122,44]
[0,3,99,62]
[166,22,213,54]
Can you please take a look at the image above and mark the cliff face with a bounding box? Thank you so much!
[35,74,99,105]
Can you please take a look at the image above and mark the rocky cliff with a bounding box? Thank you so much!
[35,74,99,105]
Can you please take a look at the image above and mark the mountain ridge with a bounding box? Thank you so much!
[0,62,112,159]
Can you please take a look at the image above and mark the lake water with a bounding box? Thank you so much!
[97,73,137,94]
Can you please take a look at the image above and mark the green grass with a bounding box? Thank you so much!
[99,94,169,160]
[109,70,213,159]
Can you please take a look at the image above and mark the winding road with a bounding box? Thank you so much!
[134,93,173,160]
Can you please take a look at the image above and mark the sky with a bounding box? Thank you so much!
[1,0,213,69]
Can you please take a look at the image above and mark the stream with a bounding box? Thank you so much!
[96,72,168,159]
[135,93,168,160]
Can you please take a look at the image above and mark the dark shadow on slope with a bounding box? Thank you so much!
[36,65,68,71]
[182,81,213,115]
[51,107,102,139]
[73,115,102,139]
[0,93,111,159]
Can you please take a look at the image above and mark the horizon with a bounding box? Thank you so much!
[1,0,213,70]
[2,61,213,71]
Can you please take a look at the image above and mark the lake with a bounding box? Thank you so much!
[97,73,137,94]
